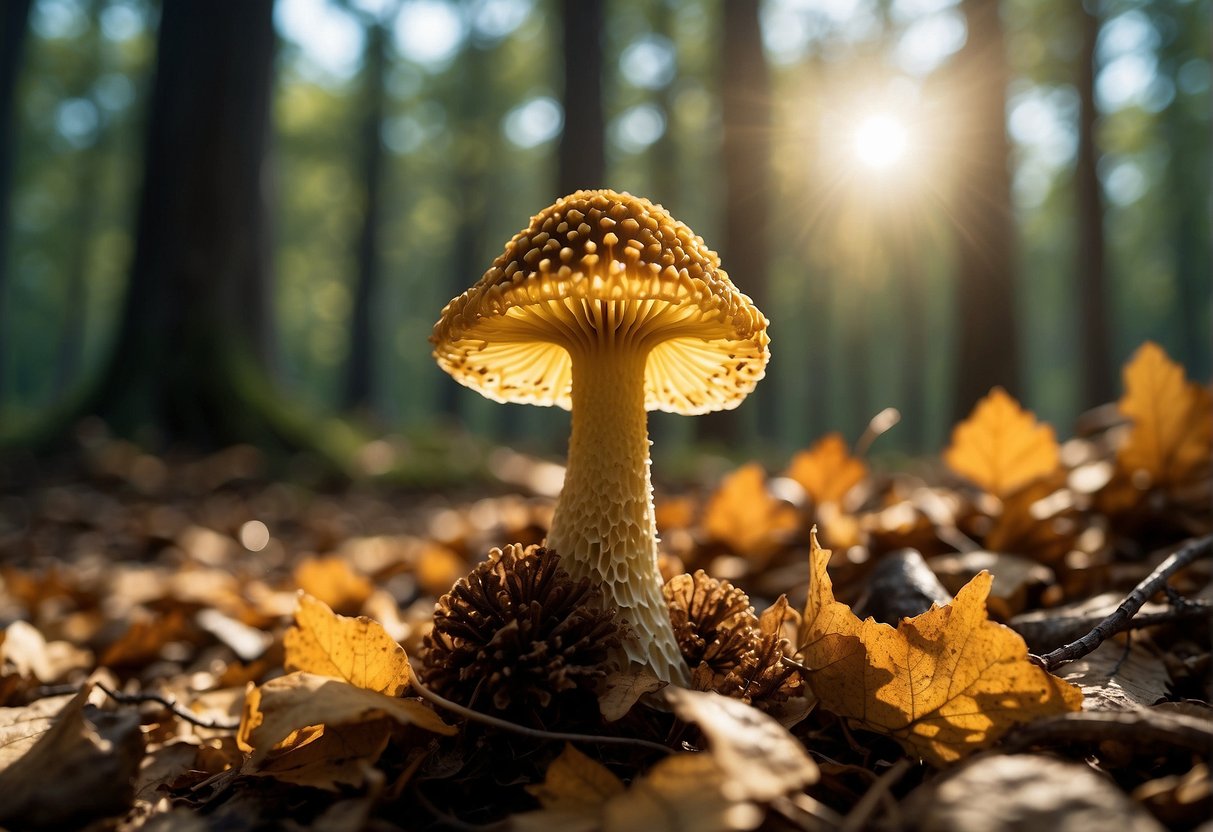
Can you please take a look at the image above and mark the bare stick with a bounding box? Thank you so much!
[409,676,673,755]
[841,758,912,832]
[97,683,240,731]
[1038,534,1212,672]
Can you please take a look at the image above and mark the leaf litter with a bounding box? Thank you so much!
[0,341,1208,830]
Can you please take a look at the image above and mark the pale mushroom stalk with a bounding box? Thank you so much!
[546,336,683,681]
[431,190,769,687]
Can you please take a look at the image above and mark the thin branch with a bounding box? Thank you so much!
[97,683,240,731]
[409,676,674,755]
[841,758,912,832]
[1038,534,1213,672]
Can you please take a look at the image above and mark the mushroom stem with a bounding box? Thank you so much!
[546,344,690,685]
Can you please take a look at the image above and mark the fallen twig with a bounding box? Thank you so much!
[409,675,674,755]
[1038,534,1212,672]
[841,758,913,832]
[97,683,240,731]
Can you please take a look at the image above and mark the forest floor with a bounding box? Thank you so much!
[0,342,1209,831]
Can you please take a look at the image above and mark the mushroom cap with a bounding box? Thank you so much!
[431,190,770,415]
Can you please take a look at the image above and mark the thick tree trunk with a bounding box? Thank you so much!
[557,0,605,195]
[344,20,389,413]
[951,0,1021,420]
[699,0,772,445]
[83,0,281,448]
[1075,3,1112,407]
[0,0,34,406]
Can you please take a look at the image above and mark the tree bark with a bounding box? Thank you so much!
[557,0,605,195]
[0,0,34,406]
[699,0,772,445]
[1075,2,1112,407]
[343,18,390,413]
[950,0,1021,420]
[81,0,281,448]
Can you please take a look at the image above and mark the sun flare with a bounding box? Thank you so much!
[854,113,910,170]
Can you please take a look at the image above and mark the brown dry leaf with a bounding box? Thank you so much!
[784,432,868,506]
[238,671,454,766]
[798,531,1082,766]
[283,592,411,696]
[1117,341,1213,489]
[944,388,1060,497]
[662,686,818,801]
[983,473,1079,564]
[598,667,665,722]
[514,745,757,832]
[292,555,374,613]
[247,716,393,790]
[525,744,625,814]
[906,754,1166,832]
[0,684,144,829]
[0,693,77,769]
[703,463,801,561]
[1061,640,1171,712]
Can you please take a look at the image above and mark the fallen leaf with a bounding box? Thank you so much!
[283,593,411,696]
[292,555,374,614]
[514,745,756,832]
[703,464,801,563]
[602,754,755,832]
[0,693,78,769]
[983,474,1080,564]
[905,754,1166,832]
[662,686,818,801]
[784,433,868,506]
[1061,640,1171,712]
[944,388,1060,497]
[239,672,454,766]
[0,684,144,829]
[598,667,665,722]
[798,531,1082,766]
[1117,342,1212,490]
[525,744,625,814]
[247,716,392,790]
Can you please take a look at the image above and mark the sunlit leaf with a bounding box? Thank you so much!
[798,532,1082,766]
[784,432,867,505]
[238,672,454,766]
[703,464,800,562]
[944,388,1059,497]
[283,593,411,696]
[1117,342,1212,489]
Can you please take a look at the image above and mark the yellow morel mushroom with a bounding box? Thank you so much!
[431,190,769,684]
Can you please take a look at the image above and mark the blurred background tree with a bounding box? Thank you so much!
[0,0,1208,465]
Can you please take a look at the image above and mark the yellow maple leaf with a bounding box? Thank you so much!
[1117,342,1212,489]
[514,745,746,832]
[703,463,800,562]
[944,388,1059,498]
[784,433,868,505]
[797,532,1082,766]
[284,593,411,696]
[292,555,373,614]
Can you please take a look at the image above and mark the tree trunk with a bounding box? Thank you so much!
[0,0,34,407]
[344,18,389,414]
[950,0,1021,420]
[1075,2,1112,407]
[80,0,282,449]
[55,0,107,395]
[699,0,772,446]
[557,0,605,195]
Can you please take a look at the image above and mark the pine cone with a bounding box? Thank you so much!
[422,544,622,714]
[664,570,801,708]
